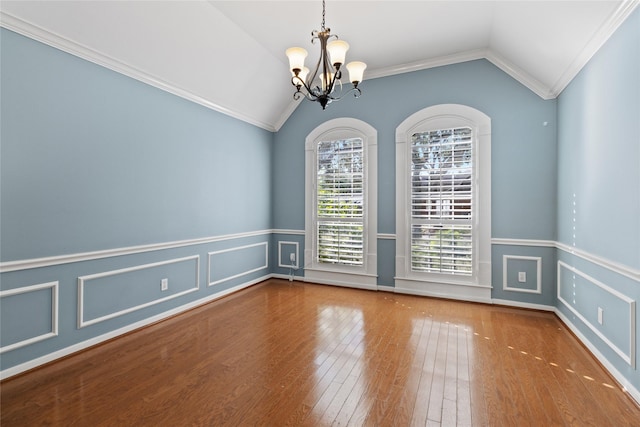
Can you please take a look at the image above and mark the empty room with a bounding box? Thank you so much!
[1,1,639,425]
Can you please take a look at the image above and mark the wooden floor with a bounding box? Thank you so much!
[2,279,639,426]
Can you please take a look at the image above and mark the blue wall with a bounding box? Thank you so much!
[273,58,558,302]
[0,29,273,373]
[1,29,273,261]
[556,7,640,394]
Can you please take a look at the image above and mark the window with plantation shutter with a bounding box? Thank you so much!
[317,138,364,266]
[395,105,491,300]
[411,127,472,275]
[305,118,378,289]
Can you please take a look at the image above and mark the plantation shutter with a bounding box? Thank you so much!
[410,127,473,275]
[316,138,364,266]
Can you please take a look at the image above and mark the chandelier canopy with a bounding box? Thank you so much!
[286,0,367,110]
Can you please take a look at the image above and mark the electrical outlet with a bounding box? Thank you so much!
[598,307,603,325]
[518,272,526,283]
[161,278,169,291]
[290,252,296,263]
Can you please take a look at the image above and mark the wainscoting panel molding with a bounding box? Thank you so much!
[556,241,640,282]
[277,241,299,269]
[0,281,59,354]
[557,261,636,367]
[78,256,200,328]
[492,238,640,281]
[502,255,542,294]
[208,242,269,286]
[1,274,270,381]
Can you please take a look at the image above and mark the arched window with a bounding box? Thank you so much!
[395,105,491,301]
[305,118,378,289]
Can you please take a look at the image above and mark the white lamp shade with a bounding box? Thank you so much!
[346,61,367,83]
[327,40,349,66]
[286,47,308,72]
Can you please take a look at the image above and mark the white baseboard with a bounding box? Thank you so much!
[554,309,640,406]
[491,298,555,312]
[270,273,301,282]
[0,274,270,380]
[303,277,378,292]
[393,277,493,304]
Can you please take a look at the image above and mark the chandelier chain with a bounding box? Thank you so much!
[321,0,326,30]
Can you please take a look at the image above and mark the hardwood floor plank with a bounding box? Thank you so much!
[455,325,472,427]
[2,279,639,426]
[388,317,429,426]
[411,318,440,426]
[426,320,449,423]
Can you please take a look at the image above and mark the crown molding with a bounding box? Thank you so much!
[3,1,638,132]
[0,11,277,132]
[549,0,640,97]
[483,50,555,100]
[273,97,301,132]
[366,49,487,81]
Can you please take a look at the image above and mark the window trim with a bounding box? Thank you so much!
[395,104,491,301]
[305,118,378,289]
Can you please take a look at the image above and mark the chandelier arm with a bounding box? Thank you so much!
[326,65,343,95]
[325,85,363,103]
[291,76,321,102]
[307,52,323,91]
[294,89,320,103]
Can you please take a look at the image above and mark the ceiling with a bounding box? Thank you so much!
[1,1,638,131]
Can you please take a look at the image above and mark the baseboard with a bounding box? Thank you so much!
[554,309,640,406]
[393,285,493,304]
[491,298,555,312]
[270,273,301,282]
[0,274,270,381]
[303,277,378,292]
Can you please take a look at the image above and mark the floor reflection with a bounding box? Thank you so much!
[312,304,367,423]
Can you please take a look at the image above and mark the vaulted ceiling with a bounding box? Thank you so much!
[1,1,638,131]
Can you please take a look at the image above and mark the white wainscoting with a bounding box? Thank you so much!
[278,241,299,269]
[492,238,640,282]
[0,229,271,273]
[77,256,200,328]
[208,242,269,286]
[0,274,270,380]
[502,255,542,294]
[0,281,59,354]
[557,261,636,368]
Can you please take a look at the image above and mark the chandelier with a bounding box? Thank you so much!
[285,0,367,110]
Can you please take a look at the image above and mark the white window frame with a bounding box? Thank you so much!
[305,118,378,290]
[395,104,491,302]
